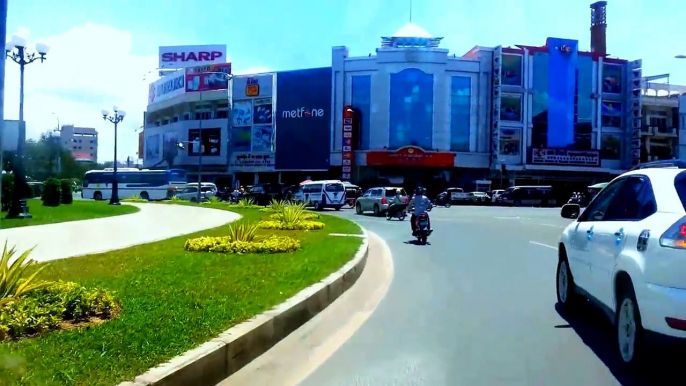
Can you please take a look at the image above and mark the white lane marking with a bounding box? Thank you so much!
[494,216,520,219]
[530,241,557,250]
[540,223,564,229]
[329,233,366,237]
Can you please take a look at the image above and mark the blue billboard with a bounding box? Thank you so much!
[275,67,332,170]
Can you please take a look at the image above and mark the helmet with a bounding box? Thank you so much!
[415,187,423,195]
[421,187,427,195]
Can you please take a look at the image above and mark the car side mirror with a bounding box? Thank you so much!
[561,204,581,219]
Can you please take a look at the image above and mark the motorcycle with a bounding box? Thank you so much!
[386,203,407,221]
[434,194,452,208]
[413,213,432,245]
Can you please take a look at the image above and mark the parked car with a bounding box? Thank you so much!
[445,187,470,204]
[490,189,504,203]
[469,191,491,205]
[555,160,686,368]
[355,187,408,216]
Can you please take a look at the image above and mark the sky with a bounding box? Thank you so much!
[4,0,685,163]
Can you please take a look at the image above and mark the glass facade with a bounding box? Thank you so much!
[531,50,594,150]
[351,75,372,150]
[389,68,434,149]
[450,76,471,152]
[531,52,549,149]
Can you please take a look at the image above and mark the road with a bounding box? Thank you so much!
[292,205,680,386]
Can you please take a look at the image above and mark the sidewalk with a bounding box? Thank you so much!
[0,203,240,263]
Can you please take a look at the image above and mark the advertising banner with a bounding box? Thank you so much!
[232,100,253,126]
[275,67,332,170]
[251,126,274,152]
[366,146,455,167]
[148,69,185,105]
[529,148,600,167]
[341,106,356,180]
[229,152,275,172]
[253,98,273,124]
[145,134,161,160]
[186,63,232,92]
[232,74,274,99]
[158,45,227,74]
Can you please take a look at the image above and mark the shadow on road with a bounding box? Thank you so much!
[555,302,684,385]
[402,239,431,246]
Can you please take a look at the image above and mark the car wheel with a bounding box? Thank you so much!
[556,254,578,312]
[356,203,363,214]
[334,206,341,211]
[94,192,103,201]
[140,191,150,201]
[373,204,380,216]
[616,280,644,367]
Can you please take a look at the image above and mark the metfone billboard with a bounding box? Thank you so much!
[274,67,332,170]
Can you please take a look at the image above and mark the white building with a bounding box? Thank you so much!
[60,125,98,162]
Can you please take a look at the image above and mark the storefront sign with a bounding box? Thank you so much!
[148,69,185,104]
[246,77,259,96]
[185,63,232,92]
[366,146,455,168]
[341,106,356,180]
[530,148,600,167]
[229,152,275,172]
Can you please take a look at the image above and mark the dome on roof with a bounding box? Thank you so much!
[392,22,432,38]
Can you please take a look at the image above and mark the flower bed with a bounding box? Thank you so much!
[269,212,319,221]
[184,235,300,254]
[258,220,325,231]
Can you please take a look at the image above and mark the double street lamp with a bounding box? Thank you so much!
[101,107,126,205]
[4,34,49,219]
[177,140,204,203]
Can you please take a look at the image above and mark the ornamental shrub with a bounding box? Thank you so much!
[270,212,319,221]
[184,235,300,254]
[41,178,61,207]
[257,220,325,231]
[60,179,73,204]
[0,281,120,340]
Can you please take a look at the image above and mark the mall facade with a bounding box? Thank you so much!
[143,2,666,192]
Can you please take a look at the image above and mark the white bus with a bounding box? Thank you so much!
[81,168,187,201]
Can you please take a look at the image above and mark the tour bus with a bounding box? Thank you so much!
[82,168,187,201]
[293,180,346,210]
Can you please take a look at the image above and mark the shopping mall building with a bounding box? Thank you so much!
[142,2,684,192]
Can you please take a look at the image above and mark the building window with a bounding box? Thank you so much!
[216,110,229,119]
[501,55,523,86]
[601,133,622,160]
[602,64,623,94]
[499,127,521,156]
[389,68,434,150]
[183,113,190,121]
[172,116,179,123]
[351,75,371,150]
[187,128,221,156]
[450,76,471,152]
[500,94,522,122]
[195,111,211,120]
[162,120,169,125]
[601,101,622,127]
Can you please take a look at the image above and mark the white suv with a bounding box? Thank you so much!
[556,161,686,368]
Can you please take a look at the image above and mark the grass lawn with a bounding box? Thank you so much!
[0,204,363,386]
[0,199,139,229]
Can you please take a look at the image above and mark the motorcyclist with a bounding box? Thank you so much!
[409,187,432,235]
[386,189,405,217]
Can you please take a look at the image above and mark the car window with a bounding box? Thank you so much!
[371,189,382,197]
[385,189,397,197]
[201,187,214,192]
[604,176,657,221]
[578,178,627,222]
[183,187,197,193]
[324,183,344,192]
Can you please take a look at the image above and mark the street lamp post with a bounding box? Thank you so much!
[101,107,126,205]
[177,140,203,202]
[5,34,49,219]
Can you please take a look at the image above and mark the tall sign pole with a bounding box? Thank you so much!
[0,0,9,227]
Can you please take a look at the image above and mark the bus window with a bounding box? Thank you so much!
[168,169,187,183]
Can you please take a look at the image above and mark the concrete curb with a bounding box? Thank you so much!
[118,227,369,386]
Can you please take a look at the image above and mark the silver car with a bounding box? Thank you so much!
[355,187,408,216]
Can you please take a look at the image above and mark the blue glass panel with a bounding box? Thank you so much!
[351,75,372,150]
[575,55,594,149]
[532,53,549,148]
[547,38,578,148]
[389,68,434,149]
[450,76,471,152]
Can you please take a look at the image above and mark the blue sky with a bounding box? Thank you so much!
[5,0,685,162]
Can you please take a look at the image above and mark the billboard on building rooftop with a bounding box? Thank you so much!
[274,67,332,171]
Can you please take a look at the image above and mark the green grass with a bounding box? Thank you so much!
[0,199,140,229]
[0,204,363,386]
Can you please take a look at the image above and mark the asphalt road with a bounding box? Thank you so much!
[297,205,681,386]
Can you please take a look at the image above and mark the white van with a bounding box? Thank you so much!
[294,180,346,210]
